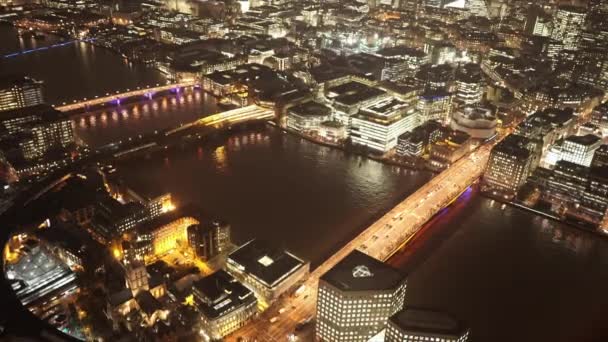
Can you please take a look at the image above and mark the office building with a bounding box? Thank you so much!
[376,46,430,81]
[396,120,444,157]
[529,161,608,224]
[136,211,199,258]
[417,90,452,124]
[226,239,309,304]
[515,108,576,155]
[326,81,389,126]
[559,134,602,167]
[91,197,150,242]
[483,134,537,196]
[0,75,44,112]
[551,5,586,51]
[386,308,470,342]
[193,270,257,340]
[187,220,231,261]
[316,250,407,342]
[0,104,56,134]
[19,117,74,160]
[454,64,484,105]
[350,97,420,153]
[5,241,78,308]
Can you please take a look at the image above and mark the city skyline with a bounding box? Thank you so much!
[1,0,608,341]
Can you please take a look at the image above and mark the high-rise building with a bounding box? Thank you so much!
[483,134,538,196]
[417,89,452,124]
[551,5,586,51]
[454,64,484,105]
[386,308,470,342]
[560,134,602,167]
[350,97,420,153]
[187,220,231,260]
[18,117,74,160]
[0,75,44,112]
[396,120,444,157]
[315,250,407,342]
[0,104,58,135]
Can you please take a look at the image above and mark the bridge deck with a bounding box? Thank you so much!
[54,82,196,112]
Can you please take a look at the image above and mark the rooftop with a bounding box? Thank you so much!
[228,239,307,288]
[320,250,406,292]
[0,74,42,89]
[288,101,332,117]
[0,104,63,123]
[192,270,255,319]
[564,134,601,147]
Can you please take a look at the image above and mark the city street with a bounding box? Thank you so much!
[225,144,493,342]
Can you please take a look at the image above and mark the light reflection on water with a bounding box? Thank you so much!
[72,89,218,147]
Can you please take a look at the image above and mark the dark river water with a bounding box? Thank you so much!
[2,24,608,342]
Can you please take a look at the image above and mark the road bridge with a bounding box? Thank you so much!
[54,81,197,112]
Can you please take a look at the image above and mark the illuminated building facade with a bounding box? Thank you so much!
[137,214,199,257]
[326,81,390,127]
[396,120,444,157]
[449,104,497,140]
[483,134,537,195]
[350,97,420,153]
[286,101,333,134]
[528,161,608,224]
[386,308,470,342]
[551,5,586,51]
[187,219,231,260]
[19,118,74,160]
[193,270,257,340]
[428,130,472,170]
[454,64,484,105]
[226,239,309,304]
[91,198,149,242]
[417,90,452,124]
[559,134,602,167]
[316,250,407,342]
[0,75,44,112]
[376,46,430,81]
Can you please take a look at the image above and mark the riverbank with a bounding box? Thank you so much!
[275,124,431,172]
[481,191,608,239]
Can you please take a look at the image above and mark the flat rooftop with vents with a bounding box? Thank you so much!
[226,239,309,302]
